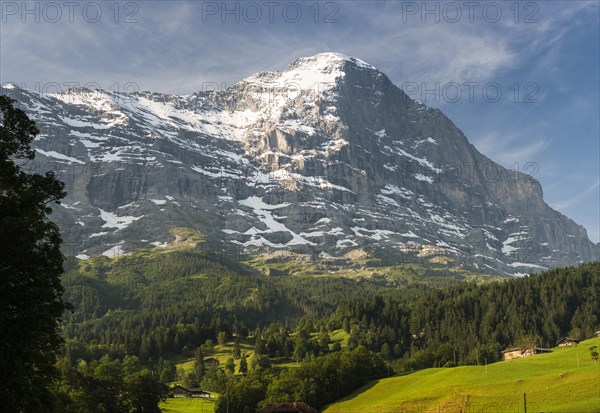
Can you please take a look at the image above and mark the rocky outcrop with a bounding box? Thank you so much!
[2,53,597,275]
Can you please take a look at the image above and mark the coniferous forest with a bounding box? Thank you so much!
[54,247,600,412]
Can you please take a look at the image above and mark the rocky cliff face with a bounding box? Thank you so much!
[3,53,597,275]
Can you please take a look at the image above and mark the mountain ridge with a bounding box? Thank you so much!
[2,52,597,275]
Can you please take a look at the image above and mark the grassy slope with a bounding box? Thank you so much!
[244,251,500,286]
[173,338,256,375]
[325,338,600,413]
[172,330,351,373]
[163,331,351,412]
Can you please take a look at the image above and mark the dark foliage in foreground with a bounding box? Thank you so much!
[0,95,67,412]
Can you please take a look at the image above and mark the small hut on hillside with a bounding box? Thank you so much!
[502,346,552,361]
[556,337,579,347]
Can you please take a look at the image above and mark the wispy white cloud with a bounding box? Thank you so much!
[1,0,597,241]
[550,178,600,211]
[472,131,550,166]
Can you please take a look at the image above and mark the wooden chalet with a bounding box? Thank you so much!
[188,388,210,398]
[502,346,552,361]
[259,402,318,413]
[205,357,220,366]
[170,385,210,398]
[171,385,189,397]
[556,337,579,347]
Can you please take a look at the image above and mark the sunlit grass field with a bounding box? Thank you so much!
[325,338,600,413]
[160,397,215,413]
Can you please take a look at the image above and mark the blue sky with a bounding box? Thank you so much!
[1,0,598,242]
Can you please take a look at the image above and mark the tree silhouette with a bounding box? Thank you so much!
[0,95,67,412]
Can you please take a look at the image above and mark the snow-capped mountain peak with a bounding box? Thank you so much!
[3,53,597,275]
[241,52,379,93]
[287,52,378,72]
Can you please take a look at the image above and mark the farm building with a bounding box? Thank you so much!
[171,385,190,397]
[170,385,210,398]
[205,357,220,366]
[188,388,210,398]
[556,337,579,346]
[502,346,552,361]
[258,402,318,413]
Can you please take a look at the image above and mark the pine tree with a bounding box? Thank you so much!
[381,343,392,360]
[193,346,206,383]
[239,354,248,375]
[225,357,235,374]
[217,331,228,347]
[0,96,67,412]
[233,337,241,359]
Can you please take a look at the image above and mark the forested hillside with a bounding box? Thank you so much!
[332,262,600,369]
[55,245,600,412]
[61,248,396,360]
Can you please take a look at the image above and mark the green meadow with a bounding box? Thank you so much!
[160,397,216,413]
[325,338,600,413]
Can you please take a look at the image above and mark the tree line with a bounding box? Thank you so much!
[331,262,600,369]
